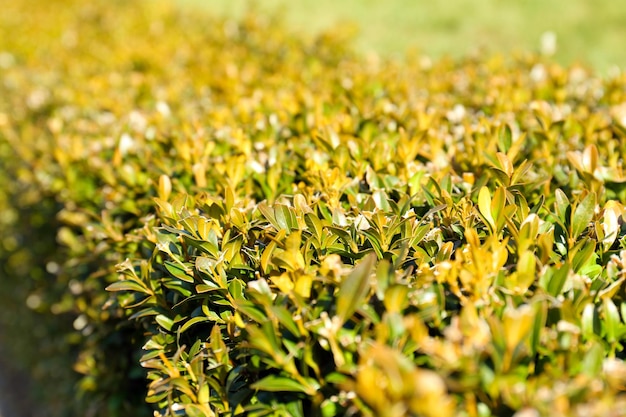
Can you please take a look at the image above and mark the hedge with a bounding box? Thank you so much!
[2,0,626,416]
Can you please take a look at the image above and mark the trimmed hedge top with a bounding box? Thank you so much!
[2,0,626,416]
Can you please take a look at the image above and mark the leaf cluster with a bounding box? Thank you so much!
[2,0,626,416]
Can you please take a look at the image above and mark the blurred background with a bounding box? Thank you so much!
[185,0,626,73]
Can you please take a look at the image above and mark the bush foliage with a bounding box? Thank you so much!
[2,0,626,416]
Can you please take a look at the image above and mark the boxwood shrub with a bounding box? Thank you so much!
[2,0,626,416]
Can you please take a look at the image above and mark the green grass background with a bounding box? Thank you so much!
[182,0,626,72]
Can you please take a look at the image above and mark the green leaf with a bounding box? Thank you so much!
[269,305,301,337]
[604,298,621,343]
[164,261,194,283]
[246,322,283,359]
[571,192,596,241]
[581,303,599,340]
[128,305,164,320]
[250,375,310,394]
[546,263,570,297]
[184,235,219,258]
[420,204,447,222]
[229,278,246,300]
[490,186,506,228]
[258,202,281,230]
[196,279,221,293]
[554,189,570,226]
[179,316,210,333]
[234,300,268,323]
[248,278,274,303]
[372,190,391,211]
[106,279,151,294]
[336,253,376,325]
[276,204,298,231]
[155,314,174,331]
[530,301,547,356]
[582,342,604,377]
[274,204,290,230]
[362,229,384,259]
[209,324,228,365]
[598,277,626,300]
[305,212,324,241]
[499,124,513,153]
[572,240,596,273]
[510,159,532,186]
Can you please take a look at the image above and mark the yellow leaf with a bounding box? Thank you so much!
[478,186,496,232]
[294,273,312,298]
[272,273,294,294]
[503,304,534,353]
[158,174,172,200]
